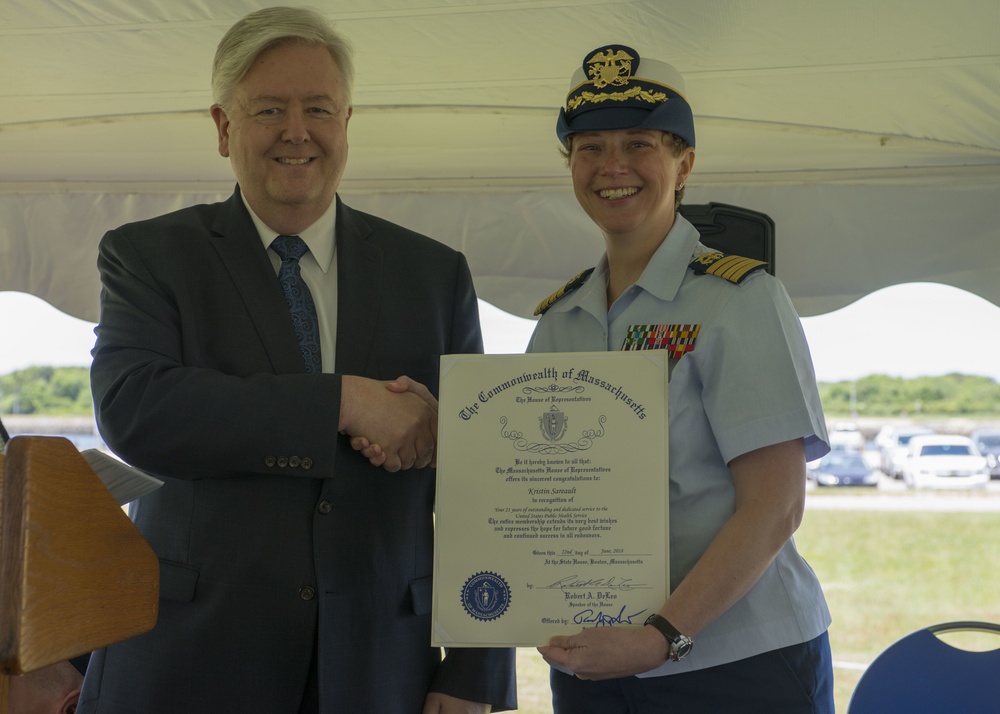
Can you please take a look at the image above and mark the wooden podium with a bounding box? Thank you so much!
[0,436,159,710]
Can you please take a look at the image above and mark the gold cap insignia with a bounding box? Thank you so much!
[586,47,636,89]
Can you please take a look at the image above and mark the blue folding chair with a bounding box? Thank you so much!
[847,621,1000,713]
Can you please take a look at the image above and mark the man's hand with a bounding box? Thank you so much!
[340,375,437,472]
[422,692,491,714]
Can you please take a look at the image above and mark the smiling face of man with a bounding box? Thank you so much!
[211,41,352,234]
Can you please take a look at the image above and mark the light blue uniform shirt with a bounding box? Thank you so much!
[528,215,832,676]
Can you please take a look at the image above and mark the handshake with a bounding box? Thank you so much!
[340,375,438,473]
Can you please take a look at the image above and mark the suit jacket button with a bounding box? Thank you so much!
[264,456,277,467]
[299,586,316,601]
[301,458,313,470]
[277,456,289,468]
[289,456,301,468]
[318,500,332,514]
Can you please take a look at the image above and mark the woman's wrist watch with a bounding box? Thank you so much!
[644,613,694,661]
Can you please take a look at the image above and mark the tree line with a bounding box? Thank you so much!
[2,366,1000,418]
[0,366,93,415]
[817,372,1000,417]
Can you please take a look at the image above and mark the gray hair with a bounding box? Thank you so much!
[212,6,355,112]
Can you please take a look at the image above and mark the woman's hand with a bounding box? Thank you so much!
[538,624,667,680]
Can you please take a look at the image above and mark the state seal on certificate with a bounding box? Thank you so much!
[432,352,669,647]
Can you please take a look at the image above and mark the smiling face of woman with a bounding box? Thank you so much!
[569,128,694,245]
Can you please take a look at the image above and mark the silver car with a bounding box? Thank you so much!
[970,428,1000,478]
[876,425,935,479]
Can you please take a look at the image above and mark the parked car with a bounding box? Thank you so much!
[901,434,990,490]
[970,428,1000,479]
[809,449,879,487]
[828,422,865,452]
[876,424,936,479]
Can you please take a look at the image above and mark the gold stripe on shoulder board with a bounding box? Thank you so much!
[688,252,768,285]
[534,267,596,316]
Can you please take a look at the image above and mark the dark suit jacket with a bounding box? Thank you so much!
[79,188,516,713]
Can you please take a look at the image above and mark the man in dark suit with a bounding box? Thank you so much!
[80,7,515,713]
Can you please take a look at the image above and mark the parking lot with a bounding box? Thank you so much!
[806,446,1000,510]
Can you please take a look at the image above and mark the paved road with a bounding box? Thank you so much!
[806,476,1000,511]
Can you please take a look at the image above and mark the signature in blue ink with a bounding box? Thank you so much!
[573,605,648,627]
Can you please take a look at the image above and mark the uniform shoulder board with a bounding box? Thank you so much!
[688,251,768,285]
[534,267,595,316]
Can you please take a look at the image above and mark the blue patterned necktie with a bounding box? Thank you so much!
[270,235,322,374]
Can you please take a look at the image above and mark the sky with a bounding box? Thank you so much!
[3,281,1000,383]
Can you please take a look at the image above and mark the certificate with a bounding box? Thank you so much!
[432,352,668,647]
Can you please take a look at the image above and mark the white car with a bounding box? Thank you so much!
[901,435,990,490]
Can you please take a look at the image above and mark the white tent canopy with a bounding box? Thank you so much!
[3,0,999,323]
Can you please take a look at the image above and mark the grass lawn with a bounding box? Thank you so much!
[512,502,1000,713]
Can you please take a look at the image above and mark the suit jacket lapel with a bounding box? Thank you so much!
[209,187,307,374]
[334,198,383,376]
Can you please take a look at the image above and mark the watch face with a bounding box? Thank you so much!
[668,635,694,661]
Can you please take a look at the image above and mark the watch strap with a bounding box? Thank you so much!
[644,613,693,661]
